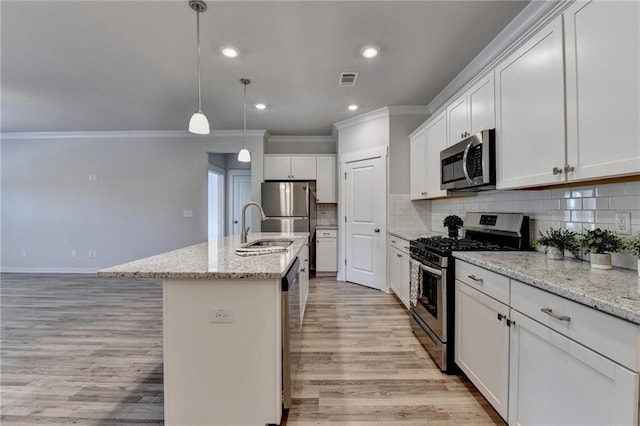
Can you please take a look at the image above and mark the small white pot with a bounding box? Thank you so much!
[546,247,564,260]
[590,253,612,270]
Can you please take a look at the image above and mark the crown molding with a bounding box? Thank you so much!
[0,129,268,140]
[388,105,430,116]
[268,135,335,144]
[333,106,390,131]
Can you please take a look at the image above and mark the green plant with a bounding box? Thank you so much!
[443,215,463,230]
[626,233,640,257]
[578,228,624,254]
[533,228,580,257]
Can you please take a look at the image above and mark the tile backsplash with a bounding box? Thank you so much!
[389,194,431,231]
[317,203,338,226]
[430,181,640,270]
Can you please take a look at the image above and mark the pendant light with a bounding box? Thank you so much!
[238,78,251,162]
[188,0,210,135]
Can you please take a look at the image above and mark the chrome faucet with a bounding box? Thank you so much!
[241,201,267,244]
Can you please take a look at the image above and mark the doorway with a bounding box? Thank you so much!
[208,166,225,240]
[228,170,252,235]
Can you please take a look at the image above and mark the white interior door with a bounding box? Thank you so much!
[208,169,224,240]
[229,173,252,235]
[345,156,385,290]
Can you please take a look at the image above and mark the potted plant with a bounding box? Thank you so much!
[626,233,640,277]
[443,215,463,238]
[533,228,580,260]
[578,228,624,270]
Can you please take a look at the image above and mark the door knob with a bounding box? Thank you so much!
[374,228,380,233]
[234,220,238,224]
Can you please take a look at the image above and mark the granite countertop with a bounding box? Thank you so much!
[388,229,430,241]
[97,232,309,280]
[453,251,640,324]
[316,225,338,230]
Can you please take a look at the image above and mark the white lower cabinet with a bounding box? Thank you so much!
[388,236,410,309]
[316,230,337,274]
[455,260,640,425]
[299,243,309,324]
[455,280,509,420]
[508,310,639,426]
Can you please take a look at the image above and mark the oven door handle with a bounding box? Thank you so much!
[462,139,474,185]
[419,263,442,277]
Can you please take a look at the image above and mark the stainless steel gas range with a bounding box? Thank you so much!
[409,212,529,373]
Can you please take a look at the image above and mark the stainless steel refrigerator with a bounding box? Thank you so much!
[261,182,317,269]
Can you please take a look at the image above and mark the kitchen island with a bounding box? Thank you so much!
[98,232,309,426]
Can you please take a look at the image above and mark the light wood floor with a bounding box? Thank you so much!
[1,274,503,425]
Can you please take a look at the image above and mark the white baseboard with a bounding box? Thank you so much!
[0,267,100,274]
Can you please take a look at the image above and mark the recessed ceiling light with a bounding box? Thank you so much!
[361,46,379,58]
[221,47,239,58]
[348,105,359,111]
[255,103,266,110]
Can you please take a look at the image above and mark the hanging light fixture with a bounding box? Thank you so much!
[238,78,251,162]
[188,0,210,135]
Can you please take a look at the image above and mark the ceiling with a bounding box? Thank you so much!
[1,1,528,135]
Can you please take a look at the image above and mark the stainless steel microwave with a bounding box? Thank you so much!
[440,129,496,191]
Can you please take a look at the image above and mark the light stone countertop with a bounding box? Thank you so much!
[453,251,640,324]
[97,232,309,280]
[316,225,338,230]
[388,229,430,241]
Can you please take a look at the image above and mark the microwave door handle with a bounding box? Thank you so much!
[462,140,474,185]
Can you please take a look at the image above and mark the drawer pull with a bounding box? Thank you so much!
[541,307,571,322]
[391,240,396,244]
[497,313,505,321]
[467,274,484,283]
[396,253,402,258]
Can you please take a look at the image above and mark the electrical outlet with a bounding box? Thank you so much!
[209,308,233,323]
[93,250,98,258]
[71,250,77,258]
[183,210,193,218]
[615,212,631,235]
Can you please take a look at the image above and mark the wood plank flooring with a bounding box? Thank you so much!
[1,273,503,425]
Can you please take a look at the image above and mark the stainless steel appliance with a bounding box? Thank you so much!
[440,129,495,191]
[281,257,299,410]
[262,182,317,270]
[409,212,529,373]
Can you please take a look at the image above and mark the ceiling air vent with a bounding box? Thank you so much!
[339,72,358,87]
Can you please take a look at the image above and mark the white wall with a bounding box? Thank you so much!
[1,131,265,272]
[389,114,428,194]
[266,138,336,154]
[337,114,389,157]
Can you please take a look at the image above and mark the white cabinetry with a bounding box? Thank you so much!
[299,243,310,324]
[425,112,447,198]
[264,155,317,180]
[495,16,566,189]
[564,0,640,182]
[316,229,337,275]
[509,310,638,425]
[388,236,410,309]
[455,272,509,420]
[409,128,427,200]
[316,155,336,203]
[447,72,495,146]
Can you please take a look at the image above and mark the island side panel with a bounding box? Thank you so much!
[163,277,282,425]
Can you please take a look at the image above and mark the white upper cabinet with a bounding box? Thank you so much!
[564,0,640,182]
[264,155,317,181]
[425,111,447,198]
[447,72,495,146]
[315,155,336,203]
[496,16,566,189]
[409,128,427,200]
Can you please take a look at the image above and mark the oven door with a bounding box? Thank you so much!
[413,262,446,342]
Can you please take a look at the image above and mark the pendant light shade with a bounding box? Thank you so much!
[188,0,210,135]
[238,78,251,163]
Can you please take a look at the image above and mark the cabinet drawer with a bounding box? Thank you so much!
[511,279,640,372]
[316,229,337,238]
[388,236,410,254]
[455,260,510,305]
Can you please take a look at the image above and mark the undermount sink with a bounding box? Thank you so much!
[242,239,294,249]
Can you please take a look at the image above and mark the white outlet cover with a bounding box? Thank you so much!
[209,308,233,323]
[614,212,631,235]
[183,210,194,218]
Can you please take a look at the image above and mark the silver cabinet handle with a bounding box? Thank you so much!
[396,253,402,258]
[497,313,505,321]
[391,240,396,244]
[541,307,571,322]
[467,274,484,283]
[301,268,305,272]
[564,165,575,173]
[404,246,410,250]
[374,228,380,233]
[552,167,563,175]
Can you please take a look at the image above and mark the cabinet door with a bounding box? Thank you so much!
[399,252,411,310]
[290,157,317,180]
[316,156,336,203]
[264,156,291,180]
[425,111,447,198]
[299,245,310,324]
[455,281,510,420]
[447,95,468,145]
[316,237,337,272]
[388,246,409,309]
[495,16,566,189]
[409,128,427,199]
[468,72,495,134]
[564,0,640,181]
[509,310,639,425]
